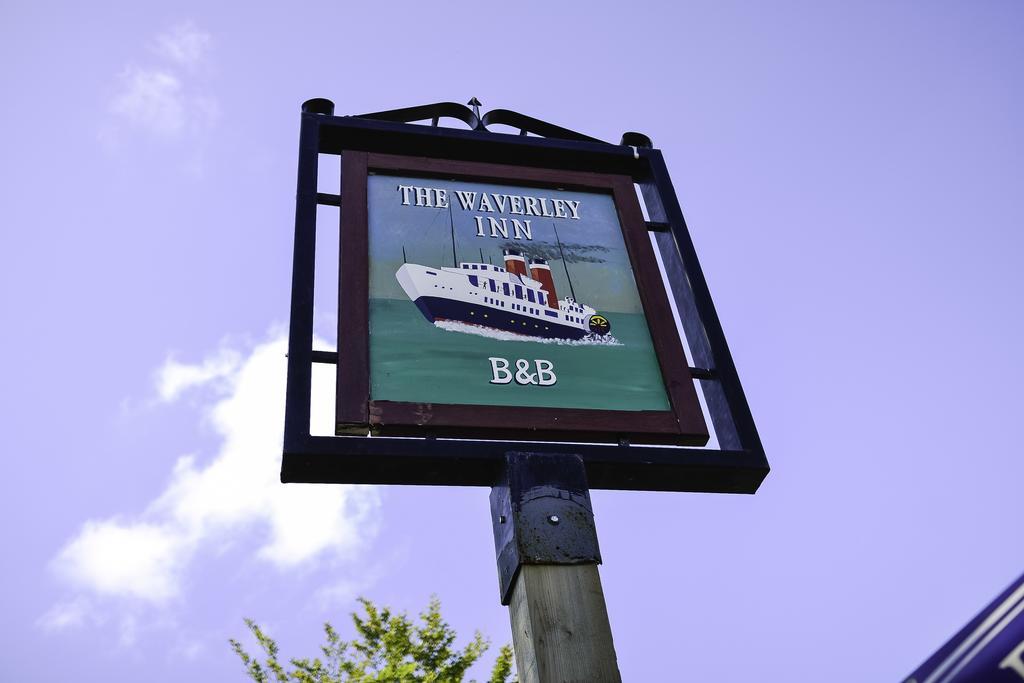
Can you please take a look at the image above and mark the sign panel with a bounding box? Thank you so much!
[336,153,709,445]
[367,174,670,413]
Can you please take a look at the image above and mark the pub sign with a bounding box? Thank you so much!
[282,98,768,493]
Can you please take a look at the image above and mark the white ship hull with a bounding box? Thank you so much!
[396,262,607,341]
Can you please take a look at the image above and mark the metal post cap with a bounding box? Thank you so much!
[302,98,335,115]
[620,131,653,149]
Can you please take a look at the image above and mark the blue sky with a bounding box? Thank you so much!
[2,2,1022,681]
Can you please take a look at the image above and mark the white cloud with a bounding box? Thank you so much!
[175,638,206,661]
[48,332,380,611]
[55,520,186,603]
[156,346,241,401]
[105,22,218,141]
[38,597,100,632]
[110,66,186,137]
[117,613,140,647]
[152,22,211,69]
[314,577,369,609]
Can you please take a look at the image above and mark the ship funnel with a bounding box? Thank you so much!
[503,248,527,277]
[529,258,559,309]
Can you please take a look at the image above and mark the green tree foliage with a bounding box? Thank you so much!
[230,597,515,683]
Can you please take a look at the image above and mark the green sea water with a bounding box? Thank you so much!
[368,298,672,411]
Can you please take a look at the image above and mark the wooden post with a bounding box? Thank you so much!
[509,565,620,682]
[490,453,621,682]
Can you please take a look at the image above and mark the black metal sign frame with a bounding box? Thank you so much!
[282,99,769,494]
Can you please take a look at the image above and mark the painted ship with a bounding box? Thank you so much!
[396,249,611,341]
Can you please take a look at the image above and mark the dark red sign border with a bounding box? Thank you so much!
[335,152,709,446]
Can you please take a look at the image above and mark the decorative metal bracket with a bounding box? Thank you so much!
[344,97,654,149]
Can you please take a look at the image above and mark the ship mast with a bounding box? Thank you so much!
[552,222,577,301]
[447,201,458,267]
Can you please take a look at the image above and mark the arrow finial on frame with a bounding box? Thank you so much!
[467,97,482,119]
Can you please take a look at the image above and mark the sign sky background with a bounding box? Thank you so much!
[2,2,1022,680]
[366,174,644,313]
